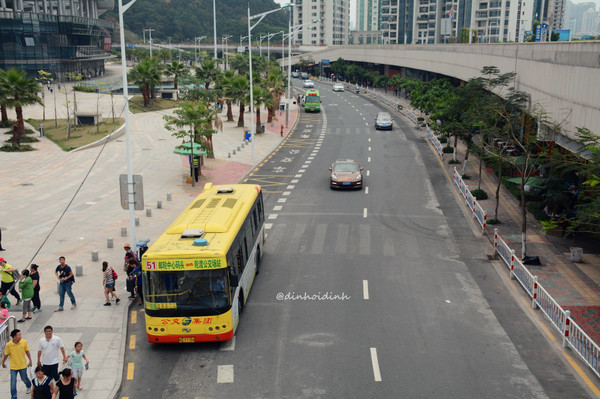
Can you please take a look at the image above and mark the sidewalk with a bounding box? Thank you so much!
[365,85,600,345]
[0,74,300,398]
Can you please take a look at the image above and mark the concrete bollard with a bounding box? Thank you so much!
[228,152,231,158]
[241,142,245,148]
[91,250,99,262]
[135,217,140,226]
[157,200,162,209]
[76,264,83,277]
[121,226,127,237]
[237,146,240,151]
[146,208,152,217]
[232,149,236,155]
[107,238,113,248]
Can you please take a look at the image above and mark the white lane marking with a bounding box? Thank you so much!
[277,198,287,203]
[367,170,370,177]
[308,157,315,160]
[286,185,295,189]
[368,157,371,162]
[365,187,369,194]
[220,337,235,351]
[273,206,283,211]
[291,179,299,183]
[368,147,371,151]
[268,214,278,220]
[368,138,371,142]
[265,223,273,229]
[370,348,382,382]
[299,169,306,173]
[365,123,368,126]
[295,174,303,178]
[363,208,368,218]
[363,280,369,300]
[283,191,292,196]
[446,300,451,303]
[217,365,234,383]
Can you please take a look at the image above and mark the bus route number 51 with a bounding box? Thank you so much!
[146,261,157,270]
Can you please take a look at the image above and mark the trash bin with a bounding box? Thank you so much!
[570,247,583,263]
[279,104,285,111]
[243,130,251,142]
[261,122,265,134]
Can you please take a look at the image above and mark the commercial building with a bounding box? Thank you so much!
[292,0,350,45]
[0,0,114,80]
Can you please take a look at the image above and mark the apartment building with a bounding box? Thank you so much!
[293,0,350,45]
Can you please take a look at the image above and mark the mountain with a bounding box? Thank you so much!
[103,0,290,44]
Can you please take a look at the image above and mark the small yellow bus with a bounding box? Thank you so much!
[142,183,265,343]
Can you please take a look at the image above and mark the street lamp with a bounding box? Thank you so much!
[248,3,292,160]
[222,34,232,70]
[267,31,284,60]
[259,34,268,58]
[144,27,155,57]
[119,0,138,244]
[213,0,218,59]
[194,36,206,65]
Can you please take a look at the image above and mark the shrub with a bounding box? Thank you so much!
[502,178,541,202]
[439,136,448,143]
[462,174,471,180]
[526,201,550,221]
[487,218,501,225]
[448,159,461,164]
[0,120,15,128]
[417,116,425,122]
[74,85,97,93]
[471,189,488,200]
[0,144,35,152]
[442,145,454,153]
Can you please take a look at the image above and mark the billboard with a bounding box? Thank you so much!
[555,29,571,41]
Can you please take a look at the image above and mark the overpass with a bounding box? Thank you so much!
[283,42,600,144]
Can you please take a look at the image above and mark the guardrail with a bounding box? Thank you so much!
[425,126,444,160]
[1,316,17,355]
[493,229,600,378]
[452,168,487,233]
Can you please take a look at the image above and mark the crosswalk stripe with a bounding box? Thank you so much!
[310,224,327,254]
[359,224,371,255]
[335,224,349,254]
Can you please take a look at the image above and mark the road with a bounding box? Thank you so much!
[119,81,593,399]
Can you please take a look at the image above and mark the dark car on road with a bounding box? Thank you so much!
[329,159,364,189]
[375,112,393,130]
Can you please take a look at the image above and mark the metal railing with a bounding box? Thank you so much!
[452,168,487,232]
[493,229,600,378]
[1,316,17,355]
[425,126,444,159]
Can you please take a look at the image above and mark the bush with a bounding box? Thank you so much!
[74,85,96,93]
[442,145,454,153]
[417,116,425,122]
[502,178,541,202]
[471,189,488,200]
[0,120,15,128]
[448,159,461,164]
[527,201,550,221]
[439,136,448,143]
[0,144,35,152]
[487,218,501,225]
[462,174,471,180]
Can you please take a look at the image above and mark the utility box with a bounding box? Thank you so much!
[76,112,101,125]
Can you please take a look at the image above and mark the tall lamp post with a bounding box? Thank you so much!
[222,34,232,70]
[194,36,206,65]
[248,3,293,160]
[267,31,284,60]
[213,0,218,59]
[144,27,155,57]
[119,0,138,244]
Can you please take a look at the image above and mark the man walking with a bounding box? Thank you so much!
[37,325,66,382]
[0,257,21,304]
[55,256,76,311]
[2,329,33,399]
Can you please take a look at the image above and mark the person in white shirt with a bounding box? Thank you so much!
[36,325,66,382]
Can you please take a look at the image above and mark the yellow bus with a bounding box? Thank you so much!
[142,183,265,343]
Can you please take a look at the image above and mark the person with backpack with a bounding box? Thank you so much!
[102,261,120,306]
[0,257,21,304]
[54,257,76,312]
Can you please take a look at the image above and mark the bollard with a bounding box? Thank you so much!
[241,142,245,148]
[76,264,83,277]
[121,226,127,237]
[237,146,240,151]
[232,149,236,155]
[135,217,140,226]
[166,192,172,201]
[91,250,99,262]
[107,238,113,248]
[228,152,231,158]
[146,208,152,217]
[157,200,162,209]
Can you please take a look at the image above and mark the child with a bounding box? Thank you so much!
[54,367,76,399]
[64,341,89,390]
[0,301,8,324]
[17,269,33,322]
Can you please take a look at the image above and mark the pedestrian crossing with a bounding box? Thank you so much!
[265,222,449,258]
[321,127,405,136]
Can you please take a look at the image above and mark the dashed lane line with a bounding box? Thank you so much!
[363,208,368,218]
[370,348,382,382]
[363,280,369,300]
[220,337,236,351]
[127,363,135,380]
[131,311,137,324]
[129,335,136,350]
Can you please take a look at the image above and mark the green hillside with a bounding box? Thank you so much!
[103,0,290,44]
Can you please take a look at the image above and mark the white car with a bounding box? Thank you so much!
[303,80,314,88]
[333,83,344,92]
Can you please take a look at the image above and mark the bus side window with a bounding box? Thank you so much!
[237,244,246,273]
[258,194,264,223]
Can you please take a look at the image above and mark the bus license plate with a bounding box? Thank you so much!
[179,337,195,343]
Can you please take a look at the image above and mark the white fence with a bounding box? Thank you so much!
[493,229,600,378]
[425,126,444,160]
[0,316,16,355]
[452,168,487,232]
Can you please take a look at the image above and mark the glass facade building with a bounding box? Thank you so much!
[0,0,114,80]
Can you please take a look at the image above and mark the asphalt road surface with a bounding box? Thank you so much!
[119,81,593,399]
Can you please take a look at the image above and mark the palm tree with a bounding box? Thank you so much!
[3,69,41,146]
[0,69,10,124]
[252,85,273,133]
[216,70,236,122]
[129,58,161,107]
[264,69,286,123]
[165,61,188,91]
[229,75,249,128]
[195,59,221,90]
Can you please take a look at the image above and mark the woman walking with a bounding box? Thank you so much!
[30,264,41,312]
[17,270,33,323]
[102,261,120,306]
[31,366,54,399]
[53,368,76,399]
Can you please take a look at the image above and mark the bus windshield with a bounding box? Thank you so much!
[145,268,231,316]
[305,95,320,103]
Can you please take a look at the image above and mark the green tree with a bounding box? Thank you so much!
[252,85,273,133]
[164,60,189,91]
[230,75,249,128]
[3,69,41,146]
[0,69,11,124]
[195,59,221,90]
[129,58,162,107]
[216,70,237,122]
[264,68,286,123]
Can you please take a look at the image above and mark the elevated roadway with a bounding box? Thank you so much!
[284,42,600,143]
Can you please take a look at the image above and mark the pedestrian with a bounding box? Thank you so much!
[30,264,41,312]
[2,329,33,399]
[54,367,76,399]
[64,342,88,391]
[102,261,120,306]
[54,256,76,312]
[0,301,9,323]
[126,257,139,299]
[36,325,66,383]
[188,155,200,182]
[31,366,54,399]
[130,261,143,306]
[0,257,21,304]
[17,269,33,323]
[280,124,284,137]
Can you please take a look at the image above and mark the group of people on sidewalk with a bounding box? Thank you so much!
[101,243,144,307]
[2,325,90,399]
